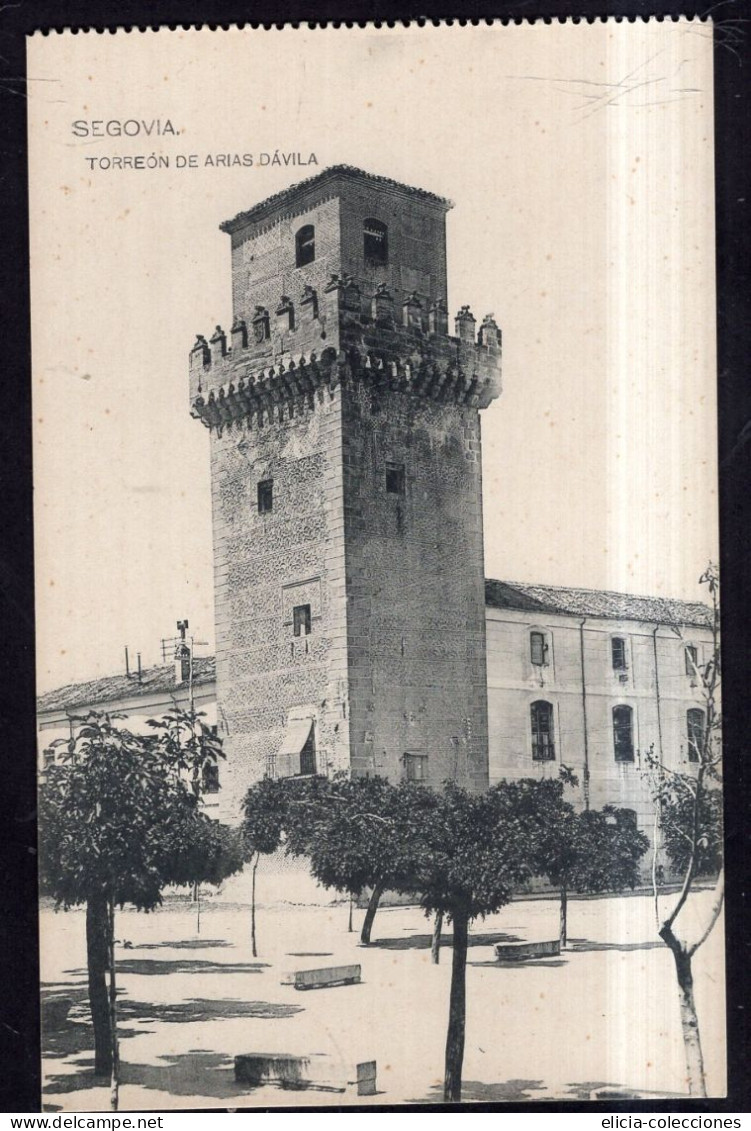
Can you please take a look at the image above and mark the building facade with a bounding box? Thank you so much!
[37,582,714,835]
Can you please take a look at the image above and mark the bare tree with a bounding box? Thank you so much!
[646,564,723,1098]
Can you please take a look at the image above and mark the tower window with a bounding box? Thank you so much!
[299,726,317,776]
[385,461,405,495]
[295,224,315,267]
[611,637,628,672]
[613,705,635,762]
[404,753,428,782]
[685,644,699,677]
[530,630,548,667]
[364,219,388,265]
[293,604,312,637]
[257,479,273,514]
[687,708,705,763]
[530,700,555,761]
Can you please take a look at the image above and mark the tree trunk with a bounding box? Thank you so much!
[250,853,259,958]
[360,883,384,946]
[348,895,354,933]
[660,926,707,1097]
[107,898,120,1112]
[86,890,111,1077]
[559,884,568,948]
[432,910,444,964]
[444,910,469,1103]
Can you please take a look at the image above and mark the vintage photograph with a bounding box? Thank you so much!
[29,20,723,1109]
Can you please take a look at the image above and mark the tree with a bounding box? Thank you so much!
[646,564,724,1098]
[38,711,241,1109]
[147,704,225,906]
[414,781,534,1103]
[281,774,433,945]
[521,774,648,946]
[241,776,288,956]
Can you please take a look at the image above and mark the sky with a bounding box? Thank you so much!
[28,21,717,693]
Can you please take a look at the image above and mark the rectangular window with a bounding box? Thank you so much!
[258,479,273,514]
[530,631,547,667]
[201,762,220,794]
[687,708,705,763]
[685,644,698,677]
[293,604,312,637]
[385,461,405,495]
[43,748,55,770]
[611,637,628,671]
[404,753,428,782]
[530,701,555,761]
[613,705,635,762]
[265,754,277,779]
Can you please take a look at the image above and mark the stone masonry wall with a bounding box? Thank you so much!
[341,381,490,791]
[209,385,350,818]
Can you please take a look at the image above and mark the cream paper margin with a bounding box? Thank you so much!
[29,21,723,1109]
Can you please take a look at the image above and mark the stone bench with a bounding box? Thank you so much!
[234,1053,376,1096]
[281,963,361,990]
[494,939,560,962]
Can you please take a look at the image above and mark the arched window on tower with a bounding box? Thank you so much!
[364,218,388,265]
[530,700,555,761]
[613,705,635,762]
[295,224,315,267]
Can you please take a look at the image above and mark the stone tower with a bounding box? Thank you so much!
[189,166,501,815]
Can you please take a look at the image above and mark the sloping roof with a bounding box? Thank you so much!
[37,656,216,714]
[220,165,453,233]
[485,579,713,629]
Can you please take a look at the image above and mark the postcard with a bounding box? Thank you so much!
[29,20,723,1110]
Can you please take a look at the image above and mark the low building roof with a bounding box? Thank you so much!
[485,579,713,629]
[38,581,714,714]
[37,656,216,714]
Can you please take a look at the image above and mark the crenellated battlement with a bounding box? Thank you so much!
[189,282,501,429]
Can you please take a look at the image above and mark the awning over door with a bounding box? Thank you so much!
[279,717,314,758]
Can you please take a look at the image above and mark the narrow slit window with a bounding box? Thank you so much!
[611,637,628,672]
[530,700,555,761]
[385,461,405,495]
[258,479,273,514]
[687,708,705,764]
[295,224,315,267]
[613,705,635,762]
[293,604,312,637]
[364,219,388,265]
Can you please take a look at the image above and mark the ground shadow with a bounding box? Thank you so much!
[121,1051,246,1100]
[411,1078,549,1103]
[563,1080,683,1100]
[469,957,568,969]
[67,959,269,977]
[131,939,232,950]
[117,997,303,1026]
[42,996,303,1094]
[286,952,334,958]
[370,931,523,951]
[567,939,665,954]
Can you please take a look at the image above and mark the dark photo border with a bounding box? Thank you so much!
[2,0,748,1113]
